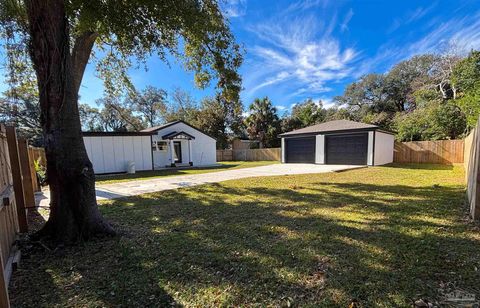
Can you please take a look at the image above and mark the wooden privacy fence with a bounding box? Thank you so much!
[0,125,18,308]
[220,141,464,164]
[465,118,480,220]
[0,125,38,307]
[217,148,281,162]
[393,140,464,164]
[216,149,233,162]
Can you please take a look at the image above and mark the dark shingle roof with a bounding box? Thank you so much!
[140,120,181,132]
[82,131,154,136]
[280,120,378,136]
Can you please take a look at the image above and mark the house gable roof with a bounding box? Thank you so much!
[162,131,196,140]
[141,120,216,141]
[140,120,181,133]
[279,120,380,137]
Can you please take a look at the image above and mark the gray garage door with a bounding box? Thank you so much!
[286,137,315,163]
[326,133,368,165]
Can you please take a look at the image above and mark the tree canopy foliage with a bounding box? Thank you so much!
[452,51,480,128]
[0,0,245,242]
[281,99,326,132]
[126,86,167,127]
[192,95,244,149]
[330,50,476,141]
[1,0,243,100]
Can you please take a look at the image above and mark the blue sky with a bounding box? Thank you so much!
[2,0,480,114]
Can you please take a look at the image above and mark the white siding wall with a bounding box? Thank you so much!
[83,135,152,174]
[123,136,135,171]
[102,137,116,173]
[374,131,394,165]
[315,134,325,164]
[151,122,216,168]
[281,138,285,163]
[367,131,374,166]
[113,137,125,172]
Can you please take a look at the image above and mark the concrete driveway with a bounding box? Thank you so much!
[36,164,362,207]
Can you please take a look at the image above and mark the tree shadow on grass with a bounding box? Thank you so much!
[10,234,180,307]
[384,163,455,170]
[10,179,480,307]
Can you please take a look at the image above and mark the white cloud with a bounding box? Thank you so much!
[245,14,358,97]
[406,6,434,23]
[405,12,480,55]
[340,8,354,32]
[318,97,335,108]
[223,0,247,18]
[295,96,335,108]
[387,18,402,33]
[284,0,328,13]
[248,71,291,93]
[243,2,480,106]
[242,111,251,117]
[387,3,436,33]
[355,11,480,77]
[275,105,287,111]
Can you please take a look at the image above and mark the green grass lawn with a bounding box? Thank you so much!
[11,164,480,307]
[95,161,279,184]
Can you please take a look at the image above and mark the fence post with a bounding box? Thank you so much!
[473,125,480,220]
[0,256,10,308]
[5,127,28,232]
[17,139,35,208]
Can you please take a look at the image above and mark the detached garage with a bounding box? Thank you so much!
[279,120,394,166]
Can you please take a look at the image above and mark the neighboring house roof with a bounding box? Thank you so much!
[279,120,390,137]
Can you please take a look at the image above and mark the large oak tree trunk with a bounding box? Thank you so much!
[26,0,114,242]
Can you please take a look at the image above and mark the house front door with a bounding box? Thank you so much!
[173,141,182,163]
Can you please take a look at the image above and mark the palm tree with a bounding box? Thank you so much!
[245,97,280,148]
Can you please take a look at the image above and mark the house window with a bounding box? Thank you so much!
[152,141,158,151]
[157,141,168,152]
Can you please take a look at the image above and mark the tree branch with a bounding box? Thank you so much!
[71,31,98,95]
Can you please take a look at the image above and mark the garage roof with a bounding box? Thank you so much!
[279,120,381,137]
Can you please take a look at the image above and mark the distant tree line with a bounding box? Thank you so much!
[332,50,479,142]
[1,49,480,148]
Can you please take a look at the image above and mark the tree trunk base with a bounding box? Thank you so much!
[34,216,116,244]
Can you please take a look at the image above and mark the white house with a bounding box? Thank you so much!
[83,120,217,174]
[142,120,217,168]
[279,120,394,166]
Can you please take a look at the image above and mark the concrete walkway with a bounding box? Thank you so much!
[36,164,362,207]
